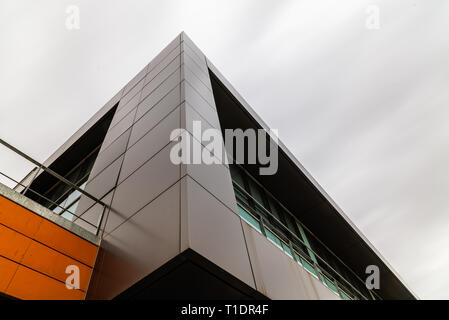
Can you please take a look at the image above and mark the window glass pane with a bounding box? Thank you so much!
[61,199,80,221]
[61,211,74,221]
[79,181,87,190]
[294,252,303,266]
[265,228,282,249]
[53,200,66,214]
[65,189,81,207]
[67,198,80,213]
[301,257,318,278]
[254,203,269,220]
[237,205,261,233]
[281,242,293,258]
[248,179,265,206]
[267,198,281,221]
[323,276,339,294]
[284,214,300,238]
[46,182,70,208]
[340,291,352,300]
[230,165,245,189]
[234,187,251,207]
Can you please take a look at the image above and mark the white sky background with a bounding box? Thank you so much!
[0,0,448,299]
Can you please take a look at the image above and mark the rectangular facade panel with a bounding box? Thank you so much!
[119,106,180,182]
[83,155,124,200]
[6,266,85,300]
[182,82,221,128]
[107,142,180,234]
[145,35,181,75]
[91,182,181,299]
[136,69,181,120]
[130,85,181,146]
[141,64,181,104]
[144,45,181,87]
[0,194,98,300]
[102,108,136,149]
[90,128,130,180]
[241,222,341,300]
[180,176,255,289]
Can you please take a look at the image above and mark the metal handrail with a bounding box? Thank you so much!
[0,171,98,229]
[0,139,109,209]
[0,138,108,235]
[233,180,379,300]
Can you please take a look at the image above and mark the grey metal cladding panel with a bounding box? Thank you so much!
[241,222,306,299]
[101,107,136,149]
[123,66,147,97]
[182,42,209,76]
[183,143,237,214]
[182,51,211,90]
[312,278,342,300]
[141,58,181,100]
[180,103,230,166]
[181,175,255,289]
[182,81,220,129]
[136,69,181,120]
[181,32,205,63]
[119,106,180,183]
[96,181,181,299]
[183,66,215,107]
[130,84,181,146]
[119,77,145,109]
[84,154,123,199]
[181,102,216,140]
[241,222,324,299]
[91,129,131,180]
[74,186,114,220]
[145,34,181,74]
[107,142,180,233]
[73,191,114,234]
[109,92,140,128]
[144,44,181,87]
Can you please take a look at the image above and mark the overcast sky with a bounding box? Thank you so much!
[1,0,448,299]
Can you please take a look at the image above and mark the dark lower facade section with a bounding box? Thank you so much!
[114,249,267,300]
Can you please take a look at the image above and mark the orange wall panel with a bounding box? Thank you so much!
[21,241,92,291]
[5,266,85,300]
[0,195,99,300]
[0,197,42,237]
[0,225,31,263]
[0,256,18,292]
[33,219,98,267]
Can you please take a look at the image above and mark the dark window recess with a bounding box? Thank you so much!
[23,103,118,218]
[229,164,375,300]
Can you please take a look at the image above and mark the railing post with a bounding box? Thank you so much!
[96,204,107,237]
[258,217,267,237]
[288,240,297,262]
[23,165,41,195]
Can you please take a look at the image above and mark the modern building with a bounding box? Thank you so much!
[0,32,415,300]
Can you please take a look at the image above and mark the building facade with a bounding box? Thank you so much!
[0,32,415,300]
